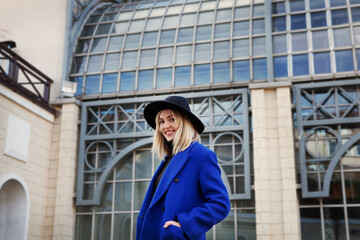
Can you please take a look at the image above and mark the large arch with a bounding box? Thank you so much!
[322,131,360,197]
[0,174,30,240]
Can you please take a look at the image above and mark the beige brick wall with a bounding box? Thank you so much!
[251,86,300,240]
[0,92,80,240]
[0,94,54,239]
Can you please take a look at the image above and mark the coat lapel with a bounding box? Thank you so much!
[149,143,195,208]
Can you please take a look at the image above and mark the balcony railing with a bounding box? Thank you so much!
[0,42,56,114]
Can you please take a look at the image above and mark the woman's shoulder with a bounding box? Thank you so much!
[190,141,215,156]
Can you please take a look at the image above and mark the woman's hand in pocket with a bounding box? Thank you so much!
[163,220,181,228]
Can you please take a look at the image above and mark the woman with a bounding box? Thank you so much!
[136,95,230,240]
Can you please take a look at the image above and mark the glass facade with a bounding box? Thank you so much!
[70,0,360,239]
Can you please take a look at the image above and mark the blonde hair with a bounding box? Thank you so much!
[152,109,200,159]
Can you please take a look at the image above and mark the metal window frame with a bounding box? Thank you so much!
[294,79,360,198]
[76,88,251,206]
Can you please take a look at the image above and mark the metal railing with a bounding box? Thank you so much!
[0,42,56,114]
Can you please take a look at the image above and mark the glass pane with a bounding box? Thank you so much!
[253,58,267,80]
[310,0,325,9]
[201,1,216,11]
[233,21,249,37]
[142,32,158,47]
[128,20,145,32]
[234,6,250,19]
[196,25,212,41]
[194,64,210,85]
[133,9,149,19]
[176,45,192,64]
[213,62,230,83]
[158,47,173,65]
[75,39,91,54]
[195,43,211,62]
[253,5,264,17]
[90,38,107,53]
[333,28,351,47]
[116,154,132,180]
[146,18,162,31]
[233,60,250,81]
[216,211,234,239]
[233,39,250,58]
[330,0,347,7]
[237,210,256,240]
[355,27,360,45]
[292,32,308,52]
[215,23,231,39]
[214,41,230,60]
[311,11,327,28]
[115,182,132,211]
[94,214,111,239]
[81,25,96,37]
[312,30,329,50]
[160,30,176,45]
[175,66,191,87]
[108,36,123,51]
[87,55,103,72]
[134,181,150,210]
[177,27,194,43]
[357,50,360,70]
[72,56,87,73]
[124,34,140,49]
[113,214,131,240]
[291,14,306,30]
[75,215,92,240]
[272,2,285,14]
[104,53,120,71]
[335,50,354,72]
[314,52,331,74]
[72,76,84,96]
[300,208,322,239]
[163,15,179,28]
[139,49,155,68]
[120,71,135,91]
[274,56,288,78]
[273,35,287,54]
[252,37,266,56]
[293,54,309,76]
[102,73,118,94]
[348,207,360,239]
[272,16,286,32]
[138,70,154,90]
[290,0,305,12]
[352,7,360,22]
[332,9,348,25]
[167,5,182,15]
[180,13,196,26]
[95,23,112,35]
[150,7,165,17]
[112,22,128,34]
[121,51,137,69]
[323,208,346,240]
[252,19,265,34]
[216,9,232,22]
[156,68,172,89]
[135,150,152,179]
[198,11,214,25]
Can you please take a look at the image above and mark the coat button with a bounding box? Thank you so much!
[174,178,179,183]
[162,207,165,212]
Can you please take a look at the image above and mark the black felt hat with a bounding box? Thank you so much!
[144,95,205,134]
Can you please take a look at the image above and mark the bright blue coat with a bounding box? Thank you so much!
[136,142,230,240]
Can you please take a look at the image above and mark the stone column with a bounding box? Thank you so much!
[250,82,300,240]
[52,101,80,240]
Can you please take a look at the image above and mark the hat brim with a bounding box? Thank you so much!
[144,101,205,134]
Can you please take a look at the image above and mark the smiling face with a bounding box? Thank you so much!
[158,109,179,142]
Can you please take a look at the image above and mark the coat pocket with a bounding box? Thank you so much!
[162,225,188,240]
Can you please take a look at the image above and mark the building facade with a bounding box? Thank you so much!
[0,0,359,239]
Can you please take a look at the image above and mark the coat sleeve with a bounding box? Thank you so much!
[176,150,231,239]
